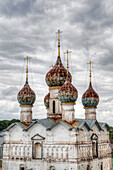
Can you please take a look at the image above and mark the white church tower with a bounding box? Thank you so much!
[45,30,72,119]
[82,61,99,120]
[17,56,36,125]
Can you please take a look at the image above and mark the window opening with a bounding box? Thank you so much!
[91,134,98,158]
[33,143,42,159]
[87,165,89,170]
[20,164,24,170]
[53,101,55,114]
[101,163,103,170]
[20,168,24,170]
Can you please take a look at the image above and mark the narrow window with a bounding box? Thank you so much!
[87,165,89,170]
[101,163,103,170]
[91,134,98,158]
[53,101,55,114]
[20,168,24,170]
[20,164,24,170]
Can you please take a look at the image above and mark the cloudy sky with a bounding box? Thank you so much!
[0,0,113,126]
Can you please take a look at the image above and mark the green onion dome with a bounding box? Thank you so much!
[17,82,36,106]
[82,82,99,108]
[58,77,78,103]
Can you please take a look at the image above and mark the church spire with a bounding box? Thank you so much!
[24,56,31,83]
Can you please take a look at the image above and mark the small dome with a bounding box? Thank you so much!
[58,77,78,103]
[17,82,36,106]
[44,92,50,108]
[45,56,72,87]
[82,83,99,108]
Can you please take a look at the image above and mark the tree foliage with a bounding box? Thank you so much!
[0,119,20,131]
[109,126,113,139]
[0,119,37,132]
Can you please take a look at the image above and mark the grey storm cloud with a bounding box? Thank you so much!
[0,0,45,17]
[1,87,19,96]
[0,0,113,125]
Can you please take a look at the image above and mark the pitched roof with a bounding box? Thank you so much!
[24,118,55,131]
[0,131,4,145]
[47,121,73,131]
[4,118,109,133]
[4,122,28,131]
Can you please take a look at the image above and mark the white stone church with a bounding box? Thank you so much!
[2,30,112,170]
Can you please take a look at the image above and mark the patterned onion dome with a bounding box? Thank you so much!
[44,92,50,108]
[46,56,72,87]
[82,82,99,108]
[58,77,78,103]
[17,82,36,106]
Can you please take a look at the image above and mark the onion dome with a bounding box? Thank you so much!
[58,77,78,103]
[44,92,50,108]
[46,56,72,87]
[17,82,36,106]
[82,82,99,108]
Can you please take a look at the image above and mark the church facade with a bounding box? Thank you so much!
[2,30,112,170]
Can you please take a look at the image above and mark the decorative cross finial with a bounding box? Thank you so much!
[87,60,94,83]
[56,30,62,57]
[24,56,31,83]
[64,50,72,75]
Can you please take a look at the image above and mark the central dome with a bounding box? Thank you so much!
[45,56,72,87]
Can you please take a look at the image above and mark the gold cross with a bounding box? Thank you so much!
[87,60,94,83]
[64,50,72,74]
[56,30,63,57]
[24,56,31,83]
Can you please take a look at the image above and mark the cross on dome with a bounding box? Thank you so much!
[64,50,72,75]
[24,56,31,83]
[87,60,94,83]
[56,30,62,57]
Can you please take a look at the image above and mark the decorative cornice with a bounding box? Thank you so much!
[61,102,76,105]
[84,106,97,109]
[20,105,33,107]
[49,86,61,90]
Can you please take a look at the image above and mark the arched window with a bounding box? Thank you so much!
[91,133,98,158]
[53,100,55,114]
[50,166,55,170]
[33,143,42,159]
[20,164,24,170]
